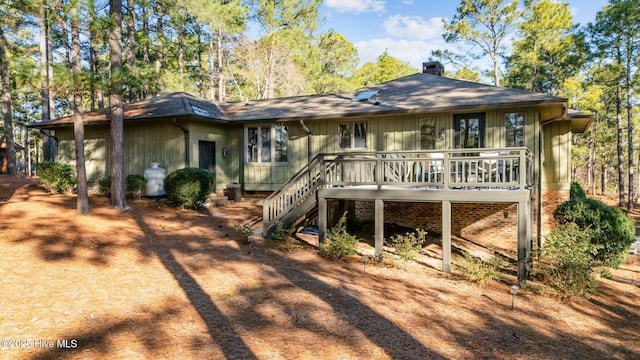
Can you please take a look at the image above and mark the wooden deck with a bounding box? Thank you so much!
[263,148,534,285]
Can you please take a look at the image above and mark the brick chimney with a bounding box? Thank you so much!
[422,61,444,76]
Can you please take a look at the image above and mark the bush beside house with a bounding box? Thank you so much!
[540,182,635,297]
[164,167,214,209]
[36,162,76,193]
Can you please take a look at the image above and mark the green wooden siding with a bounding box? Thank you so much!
[55,119,242,190]
[56,126,108,184]
[50,106,568,193]
[122,120,184,177]
[188,122,242,190]
[241,107,567,192]
[542,120,571,190]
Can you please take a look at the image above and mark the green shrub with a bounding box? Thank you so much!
[554,197,634,267]
[456,252,501,285]
[164,167,214,209]
[98,177,111,195]
[389,229,427,269]
[233,223,254,243]
[570,181,586,199]
[36,161,77,193]
[126,174,146,199]
[319,215,358,260]
[269,222,292,242]
[540,223,598,298]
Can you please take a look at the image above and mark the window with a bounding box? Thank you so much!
[420,117,437,150]
[246,125,288,163]
[505,112,525,147]
[454,113,485,149]
[274,126,288,162]
[339,122,367,149]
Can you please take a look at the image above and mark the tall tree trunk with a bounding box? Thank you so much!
[178,37,185,91]
[626,55,634,210]
[21,128,28,174]
[601,163,607,195]
[0,29,16,175]
[27,132,32,176]
[88,0,99,110]
[209,35,215,101]
[141,3,149,60]
[216,28,224,102]
[71,1,89,213]
[155,0,164,92]
[89,41,96,111]
[196,28,206,99]
[589,141,596,195]
[109,0,127,210]
[39,6,50,123]
[60,17,71,65]
[39,5,55,161]
[126,0,138,102]
[616,83,625,207]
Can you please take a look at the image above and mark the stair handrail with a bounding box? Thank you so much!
[263,153,328,233]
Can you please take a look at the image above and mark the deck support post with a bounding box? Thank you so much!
[318,197,327,244]
[374,198,384,259]
[442,200,451,273]
[527,197,533,275]
[517,199,531,287]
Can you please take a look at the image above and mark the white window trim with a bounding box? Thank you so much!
[244,125,288,164]
[338,121,368,150]
[418,116,439,150]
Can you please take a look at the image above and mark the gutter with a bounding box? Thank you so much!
[300,119,313,163]
[173,118,189,166]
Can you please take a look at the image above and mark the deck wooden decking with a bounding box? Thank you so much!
[263,148,535,285]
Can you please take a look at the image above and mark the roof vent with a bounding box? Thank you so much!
[422,61,444,76]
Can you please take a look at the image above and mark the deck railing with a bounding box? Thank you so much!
[263,148,534,233]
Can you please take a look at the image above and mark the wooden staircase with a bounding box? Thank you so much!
[262,155,332,235]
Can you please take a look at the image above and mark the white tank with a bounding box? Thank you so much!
[144,162,166,196]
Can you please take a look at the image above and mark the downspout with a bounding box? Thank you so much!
[300,119,312,163]
[537,106,568,254]
[173,118,189,167]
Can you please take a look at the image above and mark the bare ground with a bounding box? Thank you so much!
[0,175,639,359]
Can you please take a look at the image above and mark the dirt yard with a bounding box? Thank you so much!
[1,175,639,359]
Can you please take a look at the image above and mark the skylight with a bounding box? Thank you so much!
[352,90,379,102]
[192,106,211,117]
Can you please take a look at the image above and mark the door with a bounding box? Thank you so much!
[199,141,216,189]
[453,113,486,182]
[453,113,485,149]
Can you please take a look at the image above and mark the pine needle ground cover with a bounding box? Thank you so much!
[1,176,639,359]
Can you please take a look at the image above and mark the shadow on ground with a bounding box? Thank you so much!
[0,181,636,359]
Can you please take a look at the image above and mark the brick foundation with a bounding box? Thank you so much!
[540,189,570,235]
[353,189,567,250]
[355,200,519,250]
[355,190,569,250]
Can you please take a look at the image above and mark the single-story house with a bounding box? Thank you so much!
[31,62,594,285]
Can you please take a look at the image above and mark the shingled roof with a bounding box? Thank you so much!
[32,72,592,131]
[30,92,228,128]
[225,72,568,122]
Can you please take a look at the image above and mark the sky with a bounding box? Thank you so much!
[318,0,610,70]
